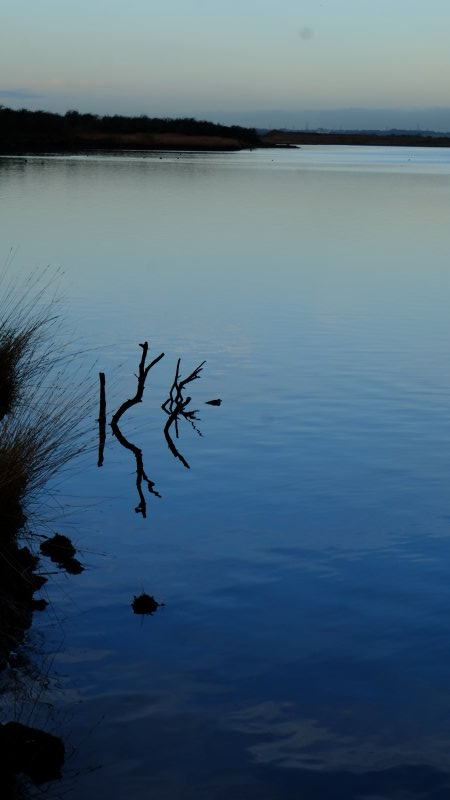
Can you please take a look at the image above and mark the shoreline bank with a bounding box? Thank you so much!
[4,131,450,156]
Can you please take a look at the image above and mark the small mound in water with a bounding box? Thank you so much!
[131,593,162,615]
[40,533,75,559]
[0,721,65,785]
[40,533,84,574]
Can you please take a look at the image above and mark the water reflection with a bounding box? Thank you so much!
[8,148,450,798]
[0,337,219,798]
[0,635,66,798]
[110,420,161,518]
[100,342,218,514]
[0,533,85,796]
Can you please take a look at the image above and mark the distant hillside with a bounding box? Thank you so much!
[0,106,261,153]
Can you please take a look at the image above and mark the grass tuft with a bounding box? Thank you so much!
[0,263,93,665]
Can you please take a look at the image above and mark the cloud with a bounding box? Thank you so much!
[0,88,43,99]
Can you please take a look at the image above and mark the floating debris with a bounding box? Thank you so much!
[131,593,163,615]
[205,398,221,406]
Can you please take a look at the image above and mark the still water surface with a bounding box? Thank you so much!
[2,146,450,798]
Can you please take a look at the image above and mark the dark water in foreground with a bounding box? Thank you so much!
[3,146,450,798]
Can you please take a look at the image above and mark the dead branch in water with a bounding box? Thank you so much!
[111,342,164,428]
[161,359,205,469]
[97,372,106,467]
[110,342,164,516]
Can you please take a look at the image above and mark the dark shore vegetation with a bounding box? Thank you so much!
[0,270,59,421]
[0,270,92,795]
[2,105,450,155]
[0,269,90,667]
[0,106,260,153]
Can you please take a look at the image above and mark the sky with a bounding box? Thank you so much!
[2,0,450,128]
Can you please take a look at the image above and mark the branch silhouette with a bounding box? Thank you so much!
[111,342,164,428]
[110,422,161,517]
[110,342,164,517]
[97,371,106,467]
[161,358,205,469]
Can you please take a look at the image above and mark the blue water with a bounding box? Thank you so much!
[2,146,450,798]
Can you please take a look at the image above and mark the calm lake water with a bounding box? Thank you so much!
[3,146,450,798]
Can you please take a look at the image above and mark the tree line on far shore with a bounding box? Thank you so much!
[0,105,261,152]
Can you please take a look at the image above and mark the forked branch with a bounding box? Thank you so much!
[111,342,164,429]
[161,359,205,469]
[110,342,164,516]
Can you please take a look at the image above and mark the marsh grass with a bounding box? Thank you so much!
[0,264,94,666]
[0,265,63,419]
[2,309,89,494]
[0,377,92,533]
[0,264,93,491]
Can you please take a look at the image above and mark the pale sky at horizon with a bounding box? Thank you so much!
[2,0,450,122]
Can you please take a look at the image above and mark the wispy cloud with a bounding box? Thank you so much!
[0,88,43,99]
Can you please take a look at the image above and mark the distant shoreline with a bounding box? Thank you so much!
[0,133,252,154]
[261,131,450,148]
[2,104,450,154]
[4,131,450,155]
[0,107,260,154]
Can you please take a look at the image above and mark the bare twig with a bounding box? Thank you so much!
[161,359,205,469]
[97,372,106,467]
[110,342,164,516]
[111,342,164,429]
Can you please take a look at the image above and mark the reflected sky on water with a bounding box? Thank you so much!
[2,147,450,798]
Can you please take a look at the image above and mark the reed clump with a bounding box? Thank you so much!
[0,330,31,421]
[0,266,63,420]
[0,266,92,668]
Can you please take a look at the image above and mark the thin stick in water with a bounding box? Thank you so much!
[97,371,106,467]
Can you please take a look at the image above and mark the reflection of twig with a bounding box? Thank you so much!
[110,342,164,517]
[161,359,205,469]
[111,423,161,517]
[97,372,106,467]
